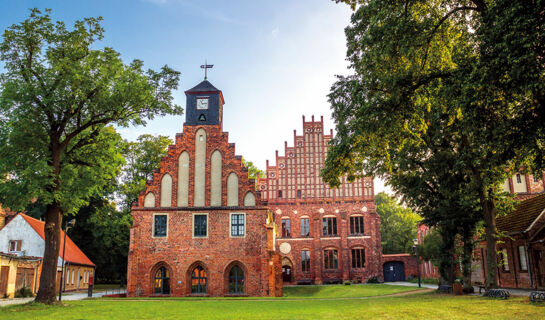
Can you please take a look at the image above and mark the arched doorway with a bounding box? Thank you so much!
[281,257,293,283]
[228,265,245,294]
[154,266,170,294]
[383,261,405,282]
[191,265,207,294]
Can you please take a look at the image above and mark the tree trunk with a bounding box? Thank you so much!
[462,226,474,293]
[481,196,498,291]
[35,140,63,304]
[35,201,62,303]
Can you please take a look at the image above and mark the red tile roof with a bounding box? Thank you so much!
[496,193,545,234]
[20,213,95,267]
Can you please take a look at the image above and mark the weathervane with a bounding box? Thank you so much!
[200,60,214,80]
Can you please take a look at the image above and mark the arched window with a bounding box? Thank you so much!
[228,265,245,294]
[154,267,170,294]
[191,266,207,294]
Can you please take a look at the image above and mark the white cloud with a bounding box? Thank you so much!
[271,27,279,38]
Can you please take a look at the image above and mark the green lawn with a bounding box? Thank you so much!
[1,286,543,319]
[282,284,421,298]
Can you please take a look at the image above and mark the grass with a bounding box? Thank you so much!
[1,285,543,319]
[282,284,421,298]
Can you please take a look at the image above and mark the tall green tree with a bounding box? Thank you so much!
[119,134,173,211]
[325,0,544,290]
[375,192,421,254]
[0,9,182,303]
[242,158,265,180]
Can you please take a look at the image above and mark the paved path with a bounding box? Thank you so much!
[0,290,125,307]
[383,281,438,289]
[384,281,540,297]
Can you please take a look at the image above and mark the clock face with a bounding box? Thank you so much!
[196,98,209,110]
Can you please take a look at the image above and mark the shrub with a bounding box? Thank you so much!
[367,276,380,284]
[344,280,352,285]
[14,287,34,298]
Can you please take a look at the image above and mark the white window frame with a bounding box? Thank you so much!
[152,213,169,238]
[518,246,528,271]
[501,248,510,271]
[192,213,209,238]
[229,212,246,238]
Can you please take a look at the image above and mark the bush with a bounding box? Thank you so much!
[14,287,34,298]
[343,280,352,285]
[367,276,380,284]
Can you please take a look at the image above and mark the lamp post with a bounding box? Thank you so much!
[412,238,421,288]
[58,218,75,302]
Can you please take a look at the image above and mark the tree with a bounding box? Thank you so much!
[325,0,544,290]
[242,158,265,180]
[118,134,173,211]
[375,192,421,254]
[0,9,182,303]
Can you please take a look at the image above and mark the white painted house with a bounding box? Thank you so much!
[0,213,95,292]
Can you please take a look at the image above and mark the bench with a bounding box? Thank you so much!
[438,285,452,294]
[487,288,510,299]
[323,278,342,285]
[529,291,545,303]
[297,279,313,285]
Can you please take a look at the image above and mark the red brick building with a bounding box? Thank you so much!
[473,193,545,290]
[126,79,281,297]
[256,116,382,284]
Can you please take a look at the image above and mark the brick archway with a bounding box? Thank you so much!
[186,261,209,295]
[150,261,172,295]
[223,261,247,295]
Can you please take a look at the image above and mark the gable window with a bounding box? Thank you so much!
[324,249,338,269]
[194,214,208,237]
[518,246,528,271]
[322,217,337,236]
[297,190,302,198]
[301,218,310,237]
[301,250,311,273]
[281,218,291,237]
[351,248,365,268]
[8,240,22,252]
[350,216,364,235]
[153,215,167,237]
[278,190,283,198]
[231,213,245,237]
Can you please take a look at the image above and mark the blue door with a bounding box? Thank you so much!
[383,261,405,282]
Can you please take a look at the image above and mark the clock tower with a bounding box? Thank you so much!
[184,79,225,127]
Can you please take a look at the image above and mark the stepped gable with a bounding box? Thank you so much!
[134,124,260,209]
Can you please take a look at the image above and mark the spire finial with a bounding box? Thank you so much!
[200,60,214,80]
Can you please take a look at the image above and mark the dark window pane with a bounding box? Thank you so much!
[282,219,291,237]
[194,215,207,237]
[154,215,167,237]
[301,218,309,237]
[231,214,245,236]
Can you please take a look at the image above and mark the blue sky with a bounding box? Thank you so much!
[0,0,389,194]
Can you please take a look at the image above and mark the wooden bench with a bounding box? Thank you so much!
[323,278,342,285]
[297,279,313,285]
[439,285,452,294]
